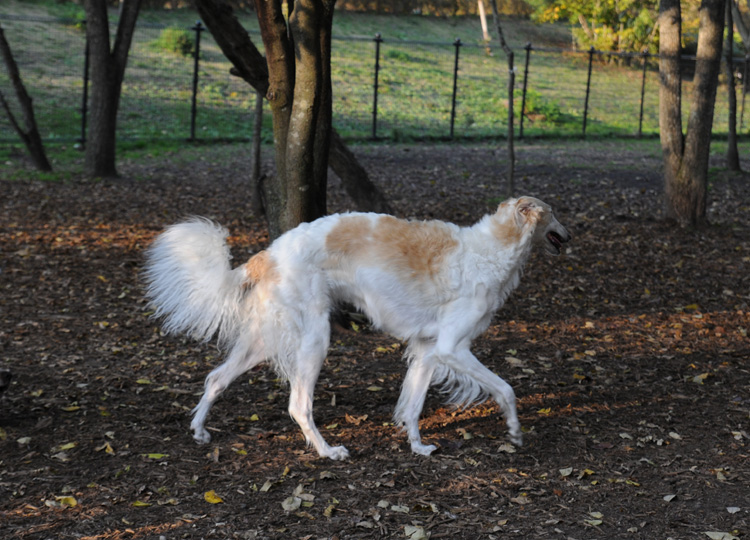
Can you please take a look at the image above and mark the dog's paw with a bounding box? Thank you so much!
[192,428,211,445]
[410,441,437,456]
[509,432,523,447]
[322,445,350,461]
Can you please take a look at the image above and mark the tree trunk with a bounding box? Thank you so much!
[0,25,52,171]
[250,90,265,218]
[658,0,725,227]
[478,0,490,42]
[725,0,741,170]
[83,0,141,177]
[194,0,391,237]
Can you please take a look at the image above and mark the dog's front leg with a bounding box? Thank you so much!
[394,348,437,456]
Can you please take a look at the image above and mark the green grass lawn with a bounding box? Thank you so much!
[0,0,746,151]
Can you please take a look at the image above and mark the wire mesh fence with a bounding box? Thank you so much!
[1,13,747,146]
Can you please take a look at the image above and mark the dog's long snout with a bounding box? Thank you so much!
[559,225,572,243]
[544,216,572,255]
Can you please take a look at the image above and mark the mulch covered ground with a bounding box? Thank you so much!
[1,140,749,539]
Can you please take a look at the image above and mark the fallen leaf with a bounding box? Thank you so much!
[259,480,273,492]
[704,533,739,540]
[663,494,677,502]
[367,386,383,392]
[726,507,740,514]
[505,356,525,367]
[497,443,516,453]
[693,372,710,384]
[559,467,573,477]
[281,496,301,511]
[52,442,78,452]
[404,525,429,539]
[132,500,151,507]
[390,504,410,513]
[204,490,224,504]
[345,413,368,425]
[56,495,78,508]
[143,453,169,460]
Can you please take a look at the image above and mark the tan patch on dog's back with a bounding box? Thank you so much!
[324,215,374,258]
[326,215,459,278]
[244,250,278,285]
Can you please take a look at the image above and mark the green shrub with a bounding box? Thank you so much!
[514,88,562,124]
[153,27,194,57]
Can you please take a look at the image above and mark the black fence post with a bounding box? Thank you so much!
[450,38,462,138]
[582,45,595,137]
[372,33,383,140]
[79,22,89,147]
[637,50,648,138]
[519,42,532,140]
[190,21,204,141]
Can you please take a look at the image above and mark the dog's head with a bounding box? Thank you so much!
[498,196,572,255]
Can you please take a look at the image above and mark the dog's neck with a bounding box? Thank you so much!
[468,212,535,262]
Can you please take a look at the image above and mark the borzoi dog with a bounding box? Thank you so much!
[144,196,571,460]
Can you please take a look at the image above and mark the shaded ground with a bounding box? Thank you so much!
[1,140,749,540]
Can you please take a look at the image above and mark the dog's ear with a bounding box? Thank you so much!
[515,198,538,228]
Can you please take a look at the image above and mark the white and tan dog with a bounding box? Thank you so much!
[144,196,571,460]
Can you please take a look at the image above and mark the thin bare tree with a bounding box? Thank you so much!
[488,0,515,197]
[0,25,51,171]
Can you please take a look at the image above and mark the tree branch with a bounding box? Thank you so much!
[0,25,52,171]
[731,0,750,47]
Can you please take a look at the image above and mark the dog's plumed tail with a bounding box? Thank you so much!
[143,218,246,346]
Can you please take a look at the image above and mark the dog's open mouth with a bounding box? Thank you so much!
[546,231,566,254]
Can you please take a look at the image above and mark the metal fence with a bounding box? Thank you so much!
[1,13,747,145]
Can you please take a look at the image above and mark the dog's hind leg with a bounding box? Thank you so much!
[191,345,263,444]
[286,327,350,461]
[394,343,438,456]
[447,349,522,446]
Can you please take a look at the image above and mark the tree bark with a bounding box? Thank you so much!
[0,25,52,172]
[659,0,725,227]
[195,0,391,237]
[250,90,265,218]
[83,0,141,177]
[725,0,741,170]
